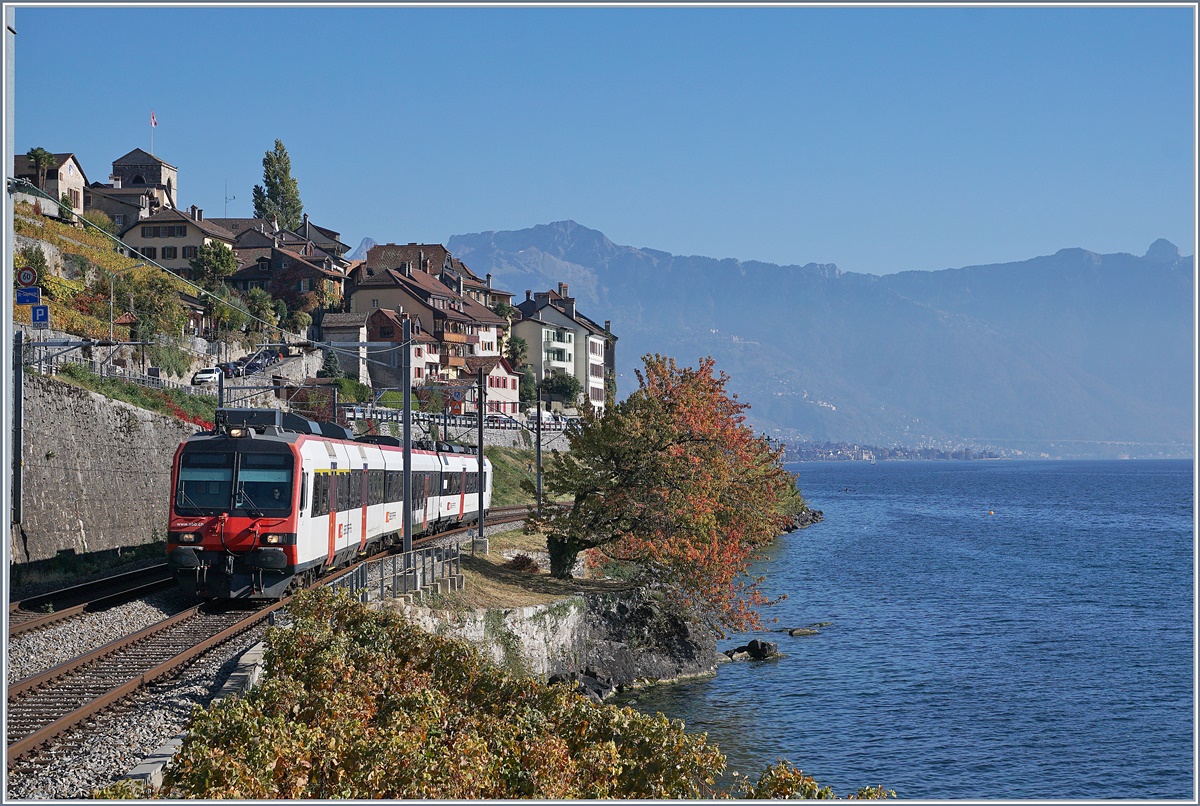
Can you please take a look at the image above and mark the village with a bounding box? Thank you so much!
[13,145,619,423]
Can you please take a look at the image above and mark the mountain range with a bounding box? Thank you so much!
[441,222,1193,459]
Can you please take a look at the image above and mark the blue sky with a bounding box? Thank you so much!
[10,4,1196,274]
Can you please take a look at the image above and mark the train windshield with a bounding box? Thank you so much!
[234,453,294,514]
[175,451,234,514]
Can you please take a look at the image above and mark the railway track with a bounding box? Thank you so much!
[6,601,282,766]
[8,565,176,639]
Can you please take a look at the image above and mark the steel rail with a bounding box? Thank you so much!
[6,601,283,766]
[9,568,177,639]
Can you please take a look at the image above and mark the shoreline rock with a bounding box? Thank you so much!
[783,508,824,532]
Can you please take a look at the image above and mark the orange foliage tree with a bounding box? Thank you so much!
[528,354,805,633]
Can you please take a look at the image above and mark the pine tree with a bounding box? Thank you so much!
[251,139,304,231]
[316,347,341,378]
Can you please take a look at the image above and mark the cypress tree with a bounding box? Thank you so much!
[251,139,304,231]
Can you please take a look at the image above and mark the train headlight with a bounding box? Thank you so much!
[264,534,283,545]
[178,532,200,543]
[228,427,249,438]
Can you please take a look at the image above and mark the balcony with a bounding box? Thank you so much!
[544,331,573,346]
[440,332,468,344]
[440,354,466,368]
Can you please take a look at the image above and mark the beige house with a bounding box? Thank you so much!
[119,206,237,278]
[13,152,88,216]
[513,283,615,415]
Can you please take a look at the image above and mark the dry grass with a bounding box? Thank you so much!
[453,528,635,610]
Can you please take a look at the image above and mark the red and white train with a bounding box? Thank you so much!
[167,408,491,599]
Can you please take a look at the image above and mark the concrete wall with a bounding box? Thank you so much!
[12,374,199,564]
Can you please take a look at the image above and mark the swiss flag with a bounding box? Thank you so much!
[150,110,157,128]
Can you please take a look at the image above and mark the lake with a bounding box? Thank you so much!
[616,459,1194,799]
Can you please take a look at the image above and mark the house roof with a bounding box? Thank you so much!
[120,207,237,242]
[456,290,507,327]
[86,184,154,199]
[113,148,177,170]
[366,243,452,274]
[275,246,345,280]
[320,312,369,329]
[294,216,349,253]
[208,217,274,239]
[517,288,614,339]
[464,356,520,377]
[367,308,438,343]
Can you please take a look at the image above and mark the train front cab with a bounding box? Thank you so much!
[167,430,307,599]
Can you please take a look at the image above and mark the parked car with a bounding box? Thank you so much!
[243,360,264,375]
[217,362,242,377]
[191,367,222,385]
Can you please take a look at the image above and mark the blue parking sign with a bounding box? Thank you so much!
[31,304,49,324]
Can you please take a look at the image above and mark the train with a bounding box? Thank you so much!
[166,407,491,599]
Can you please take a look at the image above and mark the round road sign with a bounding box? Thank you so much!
[16,266,38,287]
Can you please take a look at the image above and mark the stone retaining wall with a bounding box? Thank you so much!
[12,374,200,564]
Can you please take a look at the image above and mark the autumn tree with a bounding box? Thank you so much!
[252,139,304,231]
[527,354,805,633]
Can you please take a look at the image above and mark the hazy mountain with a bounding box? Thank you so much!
[448,222,1194,458]
[347,237,377,262]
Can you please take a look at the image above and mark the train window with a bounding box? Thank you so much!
[235,453,294,513]
[314,473,328,516]
[339,473,350,512]
[176,451,233,513]
[299,473,308,513]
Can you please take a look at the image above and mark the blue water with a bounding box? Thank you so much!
[617,460,1194,799]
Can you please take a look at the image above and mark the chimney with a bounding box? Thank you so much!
[418,249,425,273]
[189,204,198,219]
[605,320,611,332]
[457,277,465,296]
[558,282,569,297]
[196,208,203,221]
[302,212,309,231]
[109,174,122,189]
[525,290,532,301]
[486,273,493,288]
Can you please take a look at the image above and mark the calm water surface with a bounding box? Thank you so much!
[616,460,1194,799]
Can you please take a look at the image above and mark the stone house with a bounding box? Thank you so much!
[83,184,156,230]
[109,148,178,210]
